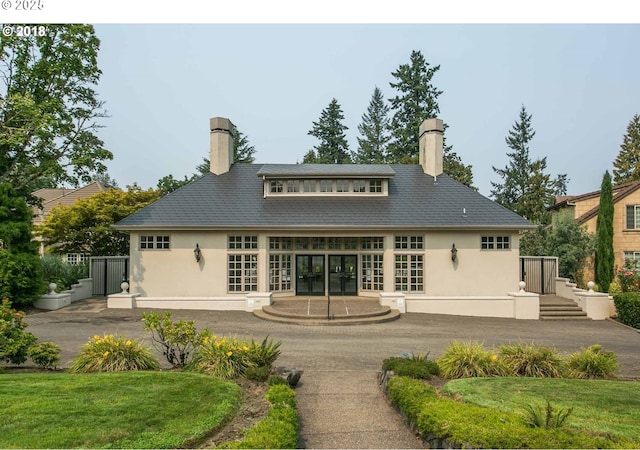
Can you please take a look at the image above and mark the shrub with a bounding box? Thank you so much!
[0,298,37,365]
[613,292,640,329]
[27,341,60,370]
[565,344,618,379]
[616,259,640,293]
[68,334,159,373]
[244,365,271,382]
[245,336,282,370]
[498,342,564,378]
[387,376,438,424]
[219,384,298,449]
[268,375,289,386]
[437,341,509,379]
[142,311,209,368]
[40,255,89,292]
[188,335,252,379]
[521,400,573,429]
[382,353,440,379]
[0,250,44,307]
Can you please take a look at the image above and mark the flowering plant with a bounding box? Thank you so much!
[68,333,159,373]
[616,260,640,292]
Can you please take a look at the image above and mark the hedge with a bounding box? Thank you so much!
[613,293,640,329]
[387,376,633,449]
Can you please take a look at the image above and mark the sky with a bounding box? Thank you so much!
[6,2,640,198]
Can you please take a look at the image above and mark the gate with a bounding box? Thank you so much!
[519,257,558,294]
[90,256,129,296]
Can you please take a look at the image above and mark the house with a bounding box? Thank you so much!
[32,181,109,262]
[549,179,640,273]
[113,117,538,318]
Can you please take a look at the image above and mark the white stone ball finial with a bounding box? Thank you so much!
[120,282,130,294]
[48,283,57,295]
[518,281,526,293]
[587,281,595,293]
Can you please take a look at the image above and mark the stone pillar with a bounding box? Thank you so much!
[209,117,235,175]
[574,281,612,320]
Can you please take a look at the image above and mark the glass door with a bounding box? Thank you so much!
[295,255,325,296]
[329,255,357,296]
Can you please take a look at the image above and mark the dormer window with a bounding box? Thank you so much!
[257,164,395,198]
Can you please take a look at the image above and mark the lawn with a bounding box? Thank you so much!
[443,377,640,442]
[0,371,243,448]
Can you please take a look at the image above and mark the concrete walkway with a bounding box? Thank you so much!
[22,299,640,449]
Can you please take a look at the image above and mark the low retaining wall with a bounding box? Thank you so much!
[107,291,273,312]
[555,277,615,320]
[34,279,93,310]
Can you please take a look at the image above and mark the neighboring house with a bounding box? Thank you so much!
[550,179,640,272]
[32,181,109,262]
[113,117,536,318]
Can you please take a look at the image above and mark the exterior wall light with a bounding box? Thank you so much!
[194,243,201,262]
[451,243,457,262]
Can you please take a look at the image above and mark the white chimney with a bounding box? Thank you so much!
[419,118,444,177]
[209,117,235,175]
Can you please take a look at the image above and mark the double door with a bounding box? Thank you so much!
[295,254,357,296]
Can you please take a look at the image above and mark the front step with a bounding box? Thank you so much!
[540,302,590,320]
[254,303,401,326]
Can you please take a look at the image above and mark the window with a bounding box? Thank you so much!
[229,235,257,249]
[66,253,90,264]
[270,180,283,193]
[395,235,423,250]
[319,180,333,192]
[624,251,640,267]
[270,254,292,291]
[369,179,382,193]
[228,254,258,292]
[302,180,316,193]
[362,254,383,291]
[344,238,357,250]
[336,179,349,192]
[361,237,384,250]
[481,236,510,250]
[352,180,366,192]
[626,205,640,229]
[287,180,300,193]
[395,254,423,292]
[312,237,325,250]
[140,235,170,250]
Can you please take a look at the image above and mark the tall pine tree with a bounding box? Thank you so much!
[387,50,474,187]
[387,50,442,164]
[305,99,351,164]
[613,113,640,184]
[595,171,614,291]
[353,87,390,164]
[491,106,567,224]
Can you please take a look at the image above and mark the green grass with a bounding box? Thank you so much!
[443,377,640,442]
[0,371,242,448]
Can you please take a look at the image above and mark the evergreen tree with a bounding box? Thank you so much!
[613,114,640,184]
[0,183,43,306]
[354,87,390,164]
[305,99,351,164]
[387,50,442,164]
[444,147,475,189]
[594,171,614,291]
[491,106,567,224]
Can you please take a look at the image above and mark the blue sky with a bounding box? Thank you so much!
[90,23,640,197]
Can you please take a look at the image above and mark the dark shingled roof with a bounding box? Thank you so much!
[114,164,534,230]
[256,164,396,178]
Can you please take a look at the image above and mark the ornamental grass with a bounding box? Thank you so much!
[68,334,159,373]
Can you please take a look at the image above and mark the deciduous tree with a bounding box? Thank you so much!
[305,98,351,164]
[0,24,112,197]
[36,185,161,256]
[613,113,640,184]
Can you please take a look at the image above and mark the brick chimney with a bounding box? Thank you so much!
[209,117,235,175]
[418,118,444,177]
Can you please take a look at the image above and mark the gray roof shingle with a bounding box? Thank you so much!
[114,164,534,230]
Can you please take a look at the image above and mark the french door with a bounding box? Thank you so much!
[329,255,357,296]
[295,255,325,296]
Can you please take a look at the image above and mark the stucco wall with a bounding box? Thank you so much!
[129,229,521,299]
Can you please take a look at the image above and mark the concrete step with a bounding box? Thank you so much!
[253,307,401,326]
